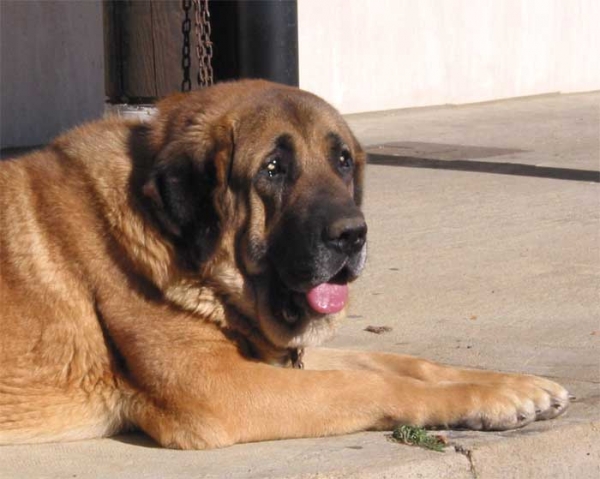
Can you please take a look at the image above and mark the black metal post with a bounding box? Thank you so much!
[236,0,299,86]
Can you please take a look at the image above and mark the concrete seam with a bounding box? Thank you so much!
[454,445,478,479]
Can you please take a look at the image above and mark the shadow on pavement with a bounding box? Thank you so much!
[367,142,600,183]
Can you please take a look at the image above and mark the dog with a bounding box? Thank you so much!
[0,80,569,449]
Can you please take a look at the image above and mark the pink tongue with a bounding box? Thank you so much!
[306,283,348,314]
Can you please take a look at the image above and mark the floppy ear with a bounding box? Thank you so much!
[139,89,236,269]
[142,148,221,268]
[350,135,366,207]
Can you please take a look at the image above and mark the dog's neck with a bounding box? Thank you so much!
[163,277,302,368]
[222,306,304,368]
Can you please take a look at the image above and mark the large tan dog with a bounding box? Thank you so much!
[0,80,569,449]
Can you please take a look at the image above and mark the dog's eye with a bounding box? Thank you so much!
[265,158,285,178]
[338,151,353,170]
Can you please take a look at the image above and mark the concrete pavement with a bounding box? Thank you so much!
[1,92,599,478]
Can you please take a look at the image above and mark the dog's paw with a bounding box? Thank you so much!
[446,376,570,431]
[512,374,571,421]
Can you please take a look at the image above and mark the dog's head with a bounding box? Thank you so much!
[142,80,367,348]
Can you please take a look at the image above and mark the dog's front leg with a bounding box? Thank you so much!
[304,348,570,423]
[125,342,569,449]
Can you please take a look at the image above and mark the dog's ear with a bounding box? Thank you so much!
[349,133,366,207]
[142,126,233,269]
[143,151,216,232]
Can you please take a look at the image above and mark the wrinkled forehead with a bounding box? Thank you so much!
[234,91,355,161]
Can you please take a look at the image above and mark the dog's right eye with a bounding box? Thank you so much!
[264,158,286,178]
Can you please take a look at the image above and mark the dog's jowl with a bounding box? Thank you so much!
[0,80,569,448]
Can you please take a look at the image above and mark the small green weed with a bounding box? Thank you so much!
[390,425,447,452]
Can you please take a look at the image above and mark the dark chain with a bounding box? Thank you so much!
[181,0,192,92]
[194,0,214,87]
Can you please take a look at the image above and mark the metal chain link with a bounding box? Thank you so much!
[194,0,214,87]
[181,0,193,92]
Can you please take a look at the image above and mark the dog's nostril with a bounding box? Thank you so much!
[325,217,367,255]
[339,226,366,248]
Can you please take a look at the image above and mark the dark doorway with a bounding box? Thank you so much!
[104,0,298,104]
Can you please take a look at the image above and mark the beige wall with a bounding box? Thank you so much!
[2,0,598,147]
[1,1,104,148]
[298,0,600,114]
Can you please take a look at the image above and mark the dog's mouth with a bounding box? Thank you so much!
[303,263,356,314]
[273,264,355,324]
[304,282,348,314]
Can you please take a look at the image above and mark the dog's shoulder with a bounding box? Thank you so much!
[52,117,142,171]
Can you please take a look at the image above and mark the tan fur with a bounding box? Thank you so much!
[0,80,569,449]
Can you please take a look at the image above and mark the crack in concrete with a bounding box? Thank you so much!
[454,444,478,479]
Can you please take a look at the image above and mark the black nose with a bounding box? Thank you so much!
[325,216,368,255]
